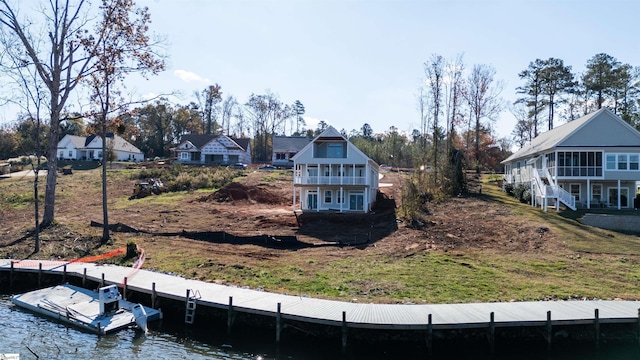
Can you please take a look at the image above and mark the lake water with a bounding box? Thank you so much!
[1,295,639,360]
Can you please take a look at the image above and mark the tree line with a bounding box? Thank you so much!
[512,53,640,147]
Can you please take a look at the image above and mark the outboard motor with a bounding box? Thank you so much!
[132,303,148,332]
[98,285,122,315]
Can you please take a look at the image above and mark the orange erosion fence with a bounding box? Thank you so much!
[10,245,146,285]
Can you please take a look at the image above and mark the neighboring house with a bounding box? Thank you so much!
[502,108,640,211]
[57,133,144,162]
[174,134,251,165]
[272,135,310,168]
[292,126,379,213]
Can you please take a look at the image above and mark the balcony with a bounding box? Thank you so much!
[294,175,366,186]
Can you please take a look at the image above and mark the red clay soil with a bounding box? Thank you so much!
[0,170,562,273]
[199,182,289,205]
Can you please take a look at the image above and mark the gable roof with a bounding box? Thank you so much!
[502,108,640,163]
[272,136,310,152]
[65,135,87,149]
[292,126,379,168]
[111,134,142,153]
[230,137,250,152]
[179,134,218,149]
[85,133,114,147]
[60,133,141,154]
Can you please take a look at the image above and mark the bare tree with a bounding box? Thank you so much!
[196,84,222,134]
[416,85,430,150]
[463,64,504,173]
[221,95,237,135]
[83,0,165,242]
[0,47,48,252]
[510,103,533,148]
[445,54,465,154]
[0,0,100,227]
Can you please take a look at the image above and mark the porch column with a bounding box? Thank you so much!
[340,164,344,185]
[531,179,535,207]
[292,186,296,211]
[618,179,621,210]
[317,163,320,184]
[316,186,320,212]
[340,187,344,212]
[586,179,590,209]
[365,164,369,187]
[364,187,369,213]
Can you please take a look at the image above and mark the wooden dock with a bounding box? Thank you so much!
[2,259,639,349]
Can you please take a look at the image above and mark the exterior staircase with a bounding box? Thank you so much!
[532,166,576,211]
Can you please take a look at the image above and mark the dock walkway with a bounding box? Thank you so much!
[2,259,639,332]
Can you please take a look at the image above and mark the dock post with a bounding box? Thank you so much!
[152,283,157,309]
[227,296,234,334]
[123,277,128,300]
[595,308,600,350]
[9,261,13,293]
[185,289,190,312]
[426,313,433,357]
[101,273,105,287]
[38,262,42,287]
[276,302,282,344]
[63,264,66,283]
[341,311,348,353]
[82,268,87,287]
[489,312,495,355]
[546,311,552,351]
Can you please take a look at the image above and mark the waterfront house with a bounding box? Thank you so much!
[174,134,251,165]
[271,135,310,168]
[292,126,379,213]
[502,108,640,210]
[57,133,144,162]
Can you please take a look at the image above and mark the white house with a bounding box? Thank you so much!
[57,133,144,162]
[502,108,640,210]
[174,134,251,165]
[292,126,379,213]
[272,135,310,168]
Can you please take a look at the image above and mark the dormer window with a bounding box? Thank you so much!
[314,141,346,158]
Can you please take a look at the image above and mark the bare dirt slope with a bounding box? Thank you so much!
[0,169,558,269]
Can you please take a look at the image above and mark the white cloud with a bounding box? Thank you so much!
[302,116,322,130]
[173,69,210,84]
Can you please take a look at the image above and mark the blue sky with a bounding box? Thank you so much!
[4,0,640,143]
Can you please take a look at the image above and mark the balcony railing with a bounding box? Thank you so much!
[294,175,366,185]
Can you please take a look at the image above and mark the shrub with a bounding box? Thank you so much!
[513,184,531,203]
[503,183,514,196]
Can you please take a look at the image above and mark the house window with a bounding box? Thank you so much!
[68,151,72,157]
[630,155,639,170]
[324,190,332,203]
[314,142,347,158]
[605,153,640,170]
[570,184,580,202]
[606,154,616,170]
[618,154,628,170]
[276,153,286,160]
[97,151,103,158]
[557,151,602,177]
[337,189,344,203]
[180,152,189,160]
[59,151,64,158]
